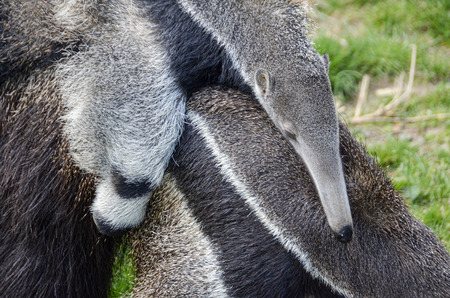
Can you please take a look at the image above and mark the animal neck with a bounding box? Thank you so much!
[177,0,315,84]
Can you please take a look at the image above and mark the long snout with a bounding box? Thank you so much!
[317,174,353,243]
[293,142,353,243]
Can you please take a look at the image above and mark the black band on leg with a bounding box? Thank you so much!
[112,172,154,199]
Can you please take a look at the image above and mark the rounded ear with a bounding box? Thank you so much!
[254,69,271,97]
[322,53,329,73]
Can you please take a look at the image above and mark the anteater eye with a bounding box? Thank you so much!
[283,129,296,140]
[282,120,297,140]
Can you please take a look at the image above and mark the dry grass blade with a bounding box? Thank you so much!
[349,45,447,124]
[354,74,370,118]
[352,113,450,124]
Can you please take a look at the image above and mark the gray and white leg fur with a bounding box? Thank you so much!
[57,3,186,235]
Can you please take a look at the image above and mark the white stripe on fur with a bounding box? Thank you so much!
[188,110,352,297]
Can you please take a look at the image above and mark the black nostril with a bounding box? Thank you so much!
[335,225,353,243]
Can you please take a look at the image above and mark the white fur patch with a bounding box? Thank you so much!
[52,0,98,33]
[91,176,149,230]
[188,110,352,297]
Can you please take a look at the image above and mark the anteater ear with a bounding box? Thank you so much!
[255,69,271,98]
[322,53,329,73]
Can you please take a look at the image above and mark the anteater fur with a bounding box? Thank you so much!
[130,86,450,297]
[0,46,115,298]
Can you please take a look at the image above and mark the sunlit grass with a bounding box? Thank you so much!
[367,136,449,248]
[313,0,449,100]
[313,0,449,249]
[317,0,449,45]
[109,244,135,297]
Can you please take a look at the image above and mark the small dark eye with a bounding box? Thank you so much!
[282,120,297,140]
[283,129,296,140]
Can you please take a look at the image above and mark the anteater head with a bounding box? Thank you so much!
[253,53,353,243]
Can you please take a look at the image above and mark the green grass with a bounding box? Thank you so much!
[313,0,450,101]
[314,32,412,99]
[367,137,449,248]
[359,85,450,248]
[109,244,135,297]
[317,0,449,45]
[405,83,450,115]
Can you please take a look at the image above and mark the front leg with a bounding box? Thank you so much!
[96,85,186,235]
[57,18,186,235]
[89,96,185,236]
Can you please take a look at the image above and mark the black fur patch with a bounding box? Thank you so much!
[112,172,154,199]
[93,211,133,237]
[0,6,78,86]
[142,0,251,97]
[0,90,115,297]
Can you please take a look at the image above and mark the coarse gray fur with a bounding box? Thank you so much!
[1,0,351,238]
[55,0,186,234]
[130,86,450,297]
[131,177,229,297]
